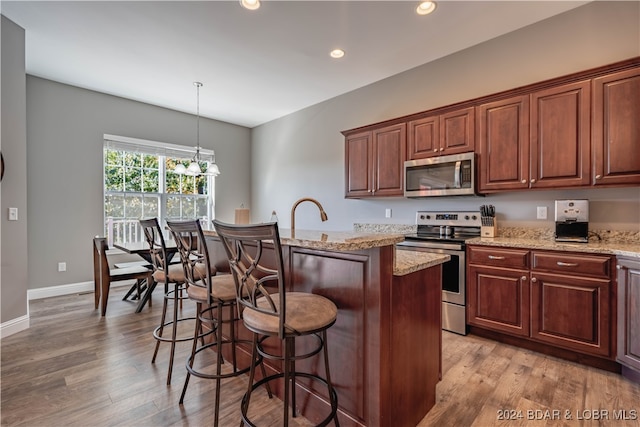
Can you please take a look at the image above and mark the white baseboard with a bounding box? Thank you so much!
[27,281,94,300]
[0,314,30,339]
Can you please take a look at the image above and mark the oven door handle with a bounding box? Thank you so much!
[397,241,464,251]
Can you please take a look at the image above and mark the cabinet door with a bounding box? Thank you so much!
[530,80,591,188]
[477,95,530,192]
[617,258,640,371]
[592,68,640,186]
[345,131,372,198]
[407,114,439,160]
[440,106,475,155]
[467,265,530,337]
[372,123,406,196]
[531,272,611,357]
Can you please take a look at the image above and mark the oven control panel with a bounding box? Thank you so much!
[416,211,481,227]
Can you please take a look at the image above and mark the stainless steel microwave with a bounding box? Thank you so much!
[404,152,479,197]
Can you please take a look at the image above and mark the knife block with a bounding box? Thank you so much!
[481,217,496,238]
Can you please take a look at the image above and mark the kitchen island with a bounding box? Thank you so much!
[203,229,449,427]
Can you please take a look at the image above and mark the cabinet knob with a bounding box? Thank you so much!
[521,276,527,281]
[433,149,438,152]
[521,179,527,184]
[439,147,444,152]
[595,174,602,180]
[617,265,622,270]
[531,277,537,283]
[530,179,536,184]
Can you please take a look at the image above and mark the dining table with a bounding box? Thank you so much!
[113,240,178,313]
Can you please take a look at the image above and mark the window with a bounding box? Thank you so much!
[103,134,215,245]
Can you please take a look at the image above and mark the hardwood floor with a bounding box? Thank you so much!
[1,285,639,426]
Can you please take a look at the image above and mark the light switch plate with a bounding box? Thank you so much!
[8,207,18,221]
[385,208,392,218]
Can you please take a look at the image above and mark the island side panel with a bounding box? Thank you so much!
[389,264,443,427]
[288,245,394,427]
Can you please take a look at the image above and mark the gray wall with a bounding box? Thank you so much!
[1,16,29,327]
[251,1,640,232]
[26,77,251,290]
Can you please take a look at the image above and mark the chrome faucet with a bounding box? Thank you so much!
[290,197,328,231]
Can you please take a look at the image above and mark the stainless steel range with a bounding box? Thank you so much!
[396,211,481,335]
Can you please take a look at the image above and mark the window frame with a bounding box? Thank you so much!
[103,134,216,245]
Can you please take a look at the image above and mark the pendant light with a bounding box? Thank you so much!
[177,82,220,177]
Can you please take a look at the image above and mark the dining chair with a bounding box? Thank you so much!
[92,237,153,316]
[140,218,195,385]
[166,219,267,427]
[213,220,340,427]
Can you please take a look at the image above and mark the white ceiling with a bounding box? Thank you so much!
[1,1,589,128]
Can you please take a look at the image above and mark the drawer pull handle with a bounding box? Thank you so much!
[557,261,578,267]
[488,255,505,260]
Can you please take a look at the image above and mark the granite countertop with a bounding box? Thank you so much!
[466,236,640,259]
[204,229,405,251]
[394,250,450,276]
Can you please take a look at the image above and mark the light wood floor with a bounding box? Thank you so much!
[1,285,639,427]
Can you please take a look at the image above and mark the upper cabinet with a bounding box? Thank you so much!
[478,82,591,192]
[477,95,530,192]
[530,80,591,189]
[343,57,640,198]
[344,123,406,198]
[592,67,640,186]
[407,106,475,160]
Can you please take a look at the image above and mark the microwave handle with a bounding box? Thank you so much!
[454,161,461,188]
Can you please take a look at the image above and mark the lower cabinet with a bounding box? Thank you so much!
[467,247,530,337]
[616,257,640,373]
[530,272,611,357]
[467,245,615,359]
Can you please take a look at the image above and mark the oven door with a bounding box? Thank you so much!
[396,241,465,305]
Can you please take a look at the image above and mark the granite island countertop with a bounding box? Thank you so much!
[394,250,450,276]
[204,228,405,251]
[466,236,640,259]
[204,228,450,275]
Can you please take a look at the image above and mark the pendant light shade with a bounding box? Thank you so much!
[174,81,220,177]
[205,163,220,177]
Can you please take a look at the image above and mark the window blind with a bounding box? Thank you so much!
[104,134,215,162]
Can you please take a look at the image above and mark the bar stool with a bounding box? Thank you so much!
[140,218,196,385]
[213,220,340,427]
[166,219,269,427]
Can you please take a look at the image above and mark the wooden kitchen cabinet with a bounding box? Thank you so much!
[477,95,530,192]
[467,247,530,337]
[616,257,640,376]
[344,123,406,198]
[592,67,640,186]
[407,106,474,160]
[468,245,616,360]
[478,81,591,192]
[529,80,591,189]
[530,251,613,357]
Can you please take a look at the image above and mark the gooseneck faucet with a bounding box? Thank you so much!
[290,197,328,231]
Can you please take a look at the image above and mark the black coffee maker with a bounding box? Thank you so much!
[554,199,589,243]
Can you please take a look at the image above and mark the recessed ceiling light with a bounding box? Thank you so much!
[240,0,260,11]
[330,49,345,59]
[416,1,437,16]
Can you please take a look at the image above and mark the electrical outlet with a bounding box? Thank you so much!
[58,262,67,272]
[385,208,392,218]
[536,206,547,220]
[8,207,18,221]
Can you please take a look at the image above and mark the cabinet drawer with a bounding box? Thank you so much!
[531,252,611,278]
[468,246,529,268]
